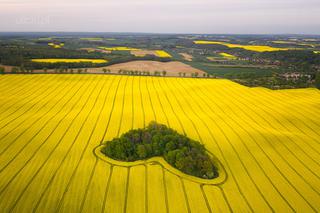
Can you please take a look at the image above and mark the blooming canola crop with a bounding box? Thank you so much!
[194,40,289,52]
[0,75,319,212]
[31,59,108,63]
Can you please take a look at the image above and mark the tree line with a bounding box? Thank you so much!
[0,43,173,70]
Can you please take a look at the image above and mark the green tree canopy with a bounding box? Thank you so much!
[101,122,218,179]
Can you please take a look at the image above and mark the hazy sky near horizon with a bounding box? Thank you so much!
[0,0,320,34]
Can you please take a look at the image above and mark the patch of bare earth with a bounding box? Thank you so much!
[93,60,205,76]
[179,53,193,61]
[2,65,14,72]
[131,50,158,57]
[79,48,111,54]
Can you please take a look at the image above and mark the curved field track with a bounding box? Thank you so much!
[0,74,319,212]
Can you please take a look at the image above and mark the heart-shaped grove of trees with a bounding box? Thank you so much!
[101,122,218,179]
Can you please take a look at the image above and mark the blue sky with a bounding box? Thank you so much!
[0,0,319,34]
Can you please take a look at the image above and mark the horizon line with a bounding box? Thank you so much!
[0,31,320,36]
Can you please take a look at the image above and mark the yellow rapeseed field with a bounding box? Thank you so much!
[155,50,172,58]
[194,40,289,52]
[219,53,237,59]
[31,59,108,63]
[0,75,319,212]
[48,42,64,49]
[99,46,141,51]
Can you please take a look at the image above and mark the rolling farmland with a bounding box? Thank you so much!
[194,40,290,52]
[0,74,320,212]
[99,47,141,51]
[31,59,108,64]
